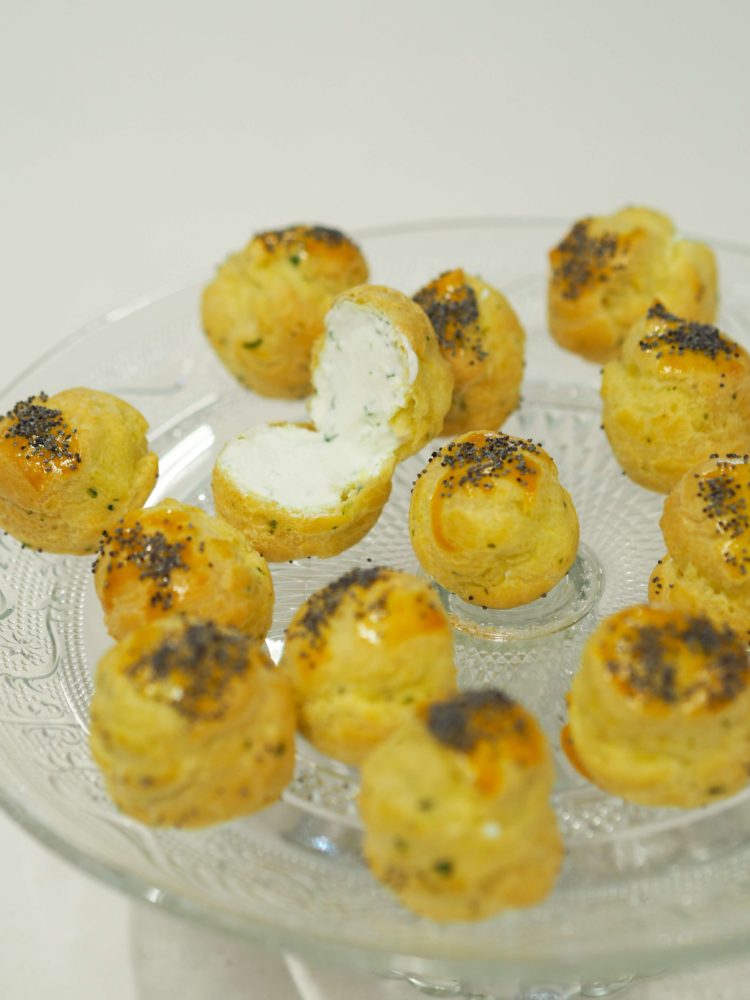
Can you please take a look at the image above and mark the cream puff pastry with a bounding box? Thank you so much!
[0,388,157,554]
[359,689,562,921]
[94,498,274,641]
[89,616,295,827]
[280,566,457,766]
[413,268,525,435]
[202,224,368,398]
[601,304,750,492]
[409,431,579,608]
[566,605,750,807]
[549,206,717,362]
[649,454,750,639]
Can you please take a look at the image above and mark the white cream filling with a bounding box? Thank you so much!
[220,297,418,513]
[219,424,387,511]
[309,299,418,453]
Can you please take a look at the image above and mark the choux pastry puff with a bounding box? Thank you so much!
[413,268,525,435]
[548,206,717,362]
[213,284,453,561]
[280,566,457,766]
[566,605,750,808]
[94,498,274,641]
[409,430,579,608]
[359,689,562,921]
[202,224,368,398]
[89,616,295,827]
[601,304,750,492]
[0,388,157,554]
[650,454,750,640]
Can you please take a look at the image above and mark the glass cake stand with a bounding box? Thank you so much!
[2,219,750,999]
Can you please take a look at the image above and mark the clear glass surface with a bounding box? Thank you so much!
[2,219,750,991]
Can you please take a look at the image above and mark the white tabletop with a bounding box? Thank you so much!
[2,2,750,997]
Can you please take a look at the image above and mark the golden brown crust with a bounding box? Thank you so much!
[320,284,454,461]
[409,431,579,608]
[649,555,750,642]
[89,616,295,828]
[93,499,274,641]
[548,207,717,362]
[359,690,562,921]
[212,424,395,561]
[649,454,750,638]
[280,567,456,766]
[0,388,158,554]
[567,605,750,807]
[202,224,368,398]
[413,269,525,435]
[661,454,750,588]
[601,307,750,492]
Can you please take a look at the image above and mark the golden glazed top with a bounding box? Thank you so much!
[285,565,447,656]
[415,432,543,495]
[694,457,750,571]
[0,392,81,484]
[662,454,750,584]
[415,433,545,552]
[286,566,388,646]
[251,224,366,271]
[549,218,632,301]
[594,606,749,712]
[96,509,193,611]
[634,303,746,376]
[425,690,545,796]
[413,269,486,359]
[123,620,253,722]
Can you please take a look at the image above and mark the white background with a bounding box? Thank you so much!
[2,2,750,997]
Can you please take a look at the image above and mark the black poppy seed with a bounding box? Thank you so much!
[258,224,347,253]
[127,621,250,721]
[552,220,620,300]
[103,522,188,604]
[610,616,748,705]
[696,465,750,549]
[287,566,390,648]
[641,304,738,361]
[413,270,487,360]
[427,690,517,753]
[303,225,347,245]
[434,433,539,496]
[3,393,80,468]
